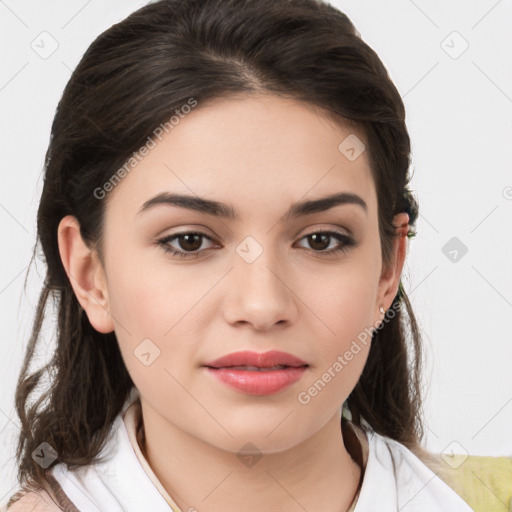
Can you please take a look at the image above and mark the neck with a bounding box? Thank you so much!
[139,400,365,512]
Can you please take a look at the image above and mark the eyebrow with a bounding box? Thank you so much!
[137,191,368,219]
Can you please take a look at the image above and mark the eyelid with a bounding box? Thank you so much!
[156,225,356,259]
[299,224,352,237]
[158,224,352,244]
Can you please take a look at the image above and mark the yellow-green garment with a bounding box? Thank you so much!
[433,455,512,512]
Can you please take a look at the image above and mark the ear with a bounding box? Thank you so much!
[375,212,410,323]
[57,215,115,334]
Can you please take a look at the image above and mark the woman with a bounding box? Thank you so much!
[5,0,474,510]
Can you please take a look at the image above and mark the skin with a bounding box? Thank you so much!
[58,93,409,512]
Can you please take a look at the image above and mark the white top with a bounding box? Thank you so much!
[45,388,474,512]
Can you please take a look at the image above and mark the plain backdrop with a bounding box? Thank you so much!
[1,0,511,503]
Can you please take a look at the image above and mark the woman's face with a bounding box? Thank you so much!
[61,93,406,454]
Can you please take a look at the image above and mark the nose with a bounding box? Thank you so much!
[222,243,297,331]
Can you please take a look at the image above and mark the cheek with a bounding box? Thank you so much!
[105,255,209,384]
[306,259,379,339]
[108,269,191,406]
[107,243,199,335]
[108,269,164,334]
[299,256,378,386]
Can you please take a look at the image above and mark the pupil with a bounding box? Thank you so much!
[180,234,202,251]
[309,233,329,250]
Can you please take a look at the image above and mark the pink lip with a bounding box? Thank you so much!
[203,350,309,396]
[204,350,308,368]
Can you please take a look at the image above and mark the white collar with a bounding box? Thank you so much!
[355,429,473,511]
[51,388,174,512]
[50,388,473,512]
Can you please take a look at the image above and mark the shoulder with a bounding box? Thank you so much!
[375,433,512,512]
[424,453,512,512]
[365,431,475,510]
[4,490,63,512]
[3,472,79,512]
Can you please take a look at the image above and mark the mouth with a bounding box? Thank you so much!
[203,349,308,369]
[205,364,307,371]
[202,351,309,395]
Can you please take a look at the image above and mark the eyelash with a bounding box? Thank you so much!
[156,230,356,259]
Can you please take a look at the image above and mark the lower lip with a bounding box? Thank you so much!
[204,366,308,395]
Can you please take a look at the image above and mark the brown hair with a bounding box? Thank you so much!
[10,0,429,501]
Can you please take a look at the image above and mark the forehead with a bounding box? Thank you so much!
[105,93,376,222]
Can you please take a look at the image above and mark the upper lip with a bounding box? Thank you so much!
[203,350,308,369]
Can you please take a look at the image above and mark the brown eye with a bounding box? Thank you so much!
[297,230,355,255]
[157,231,216,258]
[156,229,355,260]
[307,233,331,251]
[176,233,203,251]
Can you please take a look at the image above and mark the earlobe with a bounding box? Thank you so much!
[57,215,115,334]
